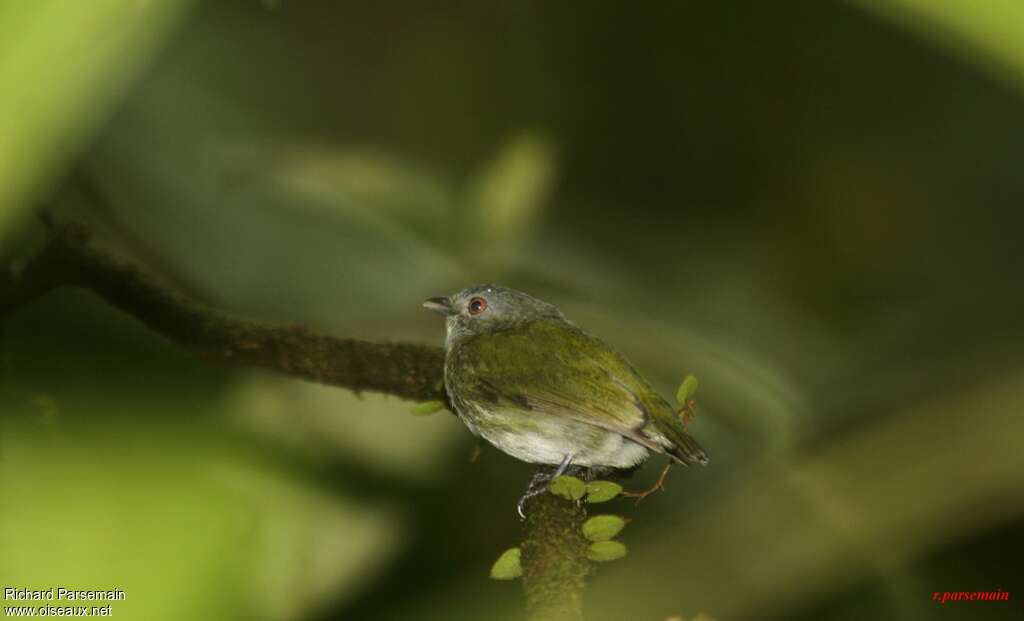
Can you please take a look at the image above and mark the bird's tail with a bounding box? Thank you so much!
[661,424,710,466]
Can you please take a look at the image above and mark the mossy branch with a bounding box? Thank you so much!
[0,216,446,401]
[0,215,592,620]
[520,493,590,621]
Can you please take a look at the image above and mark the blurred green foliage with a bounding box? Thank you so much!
[0,0,191,234]
[3,2,1024,620]
[858,0,1024,92]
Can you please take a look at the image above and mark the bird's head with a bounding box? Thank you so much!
[423,284,565,346]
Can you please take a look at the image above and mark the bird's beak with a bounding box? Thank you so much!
[423,297,456,316]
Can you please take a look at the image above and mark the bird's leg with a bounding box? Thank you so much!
[552,452,574,477]
[516,453,575,519]
[622,461,673,504]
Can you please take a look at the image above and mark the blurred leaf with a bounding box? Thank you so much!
[464,131,556,266]
[585,480,624,503]
[489,547,523,580]
[0,0,192,233]
[0,422,404,621]
[855,0,1024,93]
[549,475,587,501]
[587,541,628,563]
[232,143,456,240]
[675,374,699,406]
[410,400,446,416]
[229,379,463,481]
[166,140,467,320]
[582,515,627,542]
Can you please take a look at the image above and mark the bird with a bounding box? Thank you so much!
[423,284,708,512]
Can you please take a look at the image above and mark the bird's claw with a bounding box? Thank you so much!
[516,474,551,520]
[516,497,529,520]
[516,454,576,520]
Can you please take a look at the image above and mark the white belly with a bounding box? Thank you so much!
[458,402,650,469]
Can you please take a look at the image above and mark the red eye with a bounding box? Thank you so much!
[468,297,487,315]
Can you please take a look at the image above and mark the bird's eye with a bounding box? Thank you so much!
[468,297,487,315]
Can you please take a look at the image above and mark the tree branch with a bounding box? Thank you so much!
[1,216,446,401]
[521,493,590,621]
[0,215,592,620]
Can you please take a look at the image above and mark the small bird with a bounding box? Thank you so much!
[424,285,708,509]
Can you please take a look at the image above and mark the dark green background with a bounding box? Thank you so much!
[2,1,1022,620]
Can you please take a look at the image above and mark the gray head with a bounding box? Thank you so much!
[423,284,566,347]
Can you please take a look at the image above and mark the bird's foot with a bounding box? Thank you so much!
[621,461,673,504]
[516,471,552,519]
[517,454,575,519]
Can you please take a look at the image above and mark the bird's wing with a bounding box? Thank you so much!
[453,320,665,451]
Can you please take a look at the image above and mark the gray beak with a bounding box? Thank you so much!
[423,297,456,316]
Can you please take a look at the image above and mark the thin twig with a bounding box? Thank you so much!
[621,461,673,504]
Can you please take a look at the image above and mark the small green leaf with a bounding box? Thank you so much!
[587,540,628,562]
[582,515,627,542]
[676,374,699,406]
[585,480,623,503]
[410,400,445,416]
[549,475,586,500]
[489,547,522,580]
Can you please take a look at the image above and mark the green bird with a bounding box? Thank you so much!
[424,285,708,509]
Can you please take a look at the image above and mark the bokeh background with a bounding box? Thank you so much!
[2,1,1023,619]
